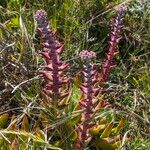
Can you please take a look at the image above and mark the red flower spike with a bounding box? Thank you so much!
[99,4,125,84]
[75,6,125,149]
[75,50,100,149]
[35,10,70,106]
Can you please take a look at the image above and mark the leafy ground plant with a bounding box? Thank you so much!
[0,0,149,150]
[0,4,128,150]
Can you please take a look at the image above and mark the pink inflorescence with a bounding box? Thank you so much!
[100,4,125,83]
[35,9,47,21]
[35,9,69,102]
[79,50,96,60]
[75,50,98,149]
[116,4,126,13]
[34,9,48,28]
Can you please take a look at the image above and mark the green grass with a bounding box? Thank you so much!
[0,0,150,149]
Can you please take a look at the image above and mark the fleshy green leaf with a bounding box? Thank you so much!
[0,113,9,129]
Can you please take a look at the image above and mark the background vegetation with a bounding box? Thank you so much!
[0,0,149,149]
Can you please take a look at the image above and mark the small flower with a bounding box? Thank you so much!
[79,50,96,60]
[116,4,126,13]
[35,9,47,21]
[35,9,49,28]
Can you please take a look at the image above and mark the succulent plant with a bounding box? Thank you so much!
[99,4,125,84]
[74,4,126,150]
[35,10,71,116]
[0,5,127,150]
[89,116,126,150]
[0,113,62,150]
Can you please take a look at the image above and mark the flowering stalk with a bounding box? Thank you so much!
[75,50,99,149]
[35,10,69,107]
[99,5,125,83]
[75,6,125,149]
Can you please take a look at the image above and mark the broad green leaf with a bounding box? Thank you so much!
[112,141,121,149]
[89,124,106,136]
[99,117,108,125]
[68,114,81,126]
[111,118,126,135]
[0,113,9,129]
[10,17,19,27]
[96,138,116,150]
[21,115,29,131]
[0,130,62,150]
[100,122,114,138]
[34,127,45,140]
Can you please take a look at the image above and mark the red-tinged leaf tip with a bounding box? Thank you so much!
[61,78,70,84]
[80,85,88,94]
[57,44,65,54]
[40,51,50,63]
[58,63,68,71]
[41,42,50,48]
[41,71,52,81]
[79,101,87,108]
[45,64,54,71]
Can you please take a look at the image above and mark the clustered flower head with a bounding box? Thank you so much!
[115,4,126,13]
[35,9,47,21]
[34,9,48,28]
[79,50,96,60]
